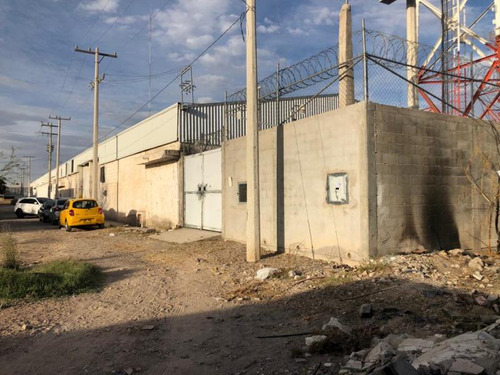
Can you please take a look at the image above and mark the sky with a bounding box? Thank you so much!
[0,0,495,182]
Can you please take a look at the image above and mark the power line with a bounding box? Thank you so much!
[92,0,137,45]
[99,10,247,140]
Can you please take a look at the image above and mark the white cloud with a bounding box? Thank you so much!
[304,7,338,26]
[78,0,120,13]
[104,15,147,25]
[0,75,31,90]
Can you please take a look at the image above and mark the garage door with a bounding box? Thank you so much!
[184,149,221,232]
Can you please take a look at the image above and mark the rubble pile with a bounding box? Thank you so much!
[336,319,500,375]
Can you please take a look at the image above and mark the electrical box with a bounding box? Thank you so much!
[327,173,349,204]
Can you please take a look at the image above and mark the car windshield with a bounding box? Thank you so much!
[73,200,98,209]
[38,198,49,203]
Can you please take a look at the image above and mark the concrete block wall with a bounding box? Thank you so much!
[371,103,497,255]
[223,102,374,262]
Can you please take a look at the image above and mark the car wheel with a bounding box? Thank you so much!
[16,209,24,219]
[65,220,72,232]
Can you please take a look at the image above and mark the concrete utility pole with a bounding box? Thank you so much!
[49,115,71,198]
[75,46,117,200]
[246,0,261,262]
[338,0,355,108]
[41,122,57,198]
[407,0,419,109]
[23,156,34,196]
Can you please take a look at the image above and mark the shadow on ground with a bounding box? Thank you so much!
[0,276,492,375]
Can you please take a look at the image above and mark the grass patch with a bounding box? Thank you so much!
[357,259,391,273]
[0,260,102,300]
[1,225,20,270]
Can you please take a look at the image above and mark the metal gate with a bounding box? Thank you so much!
[184,149,222,232]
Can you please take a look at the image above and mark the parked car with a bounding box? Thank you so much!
[59,199,105,232]
[48,198,69,225]
[38,199,55,222]
[14,197,50,218]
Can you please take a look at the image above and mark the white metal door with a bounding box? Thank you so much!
[184,149,222,232]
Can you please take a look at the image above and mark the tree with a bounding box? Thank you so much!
[0,147,22,182]
[0,176,6,194]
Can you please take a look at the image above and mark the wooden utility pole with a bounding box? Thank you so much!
[75,46,117,200]
[246,0,261,262]
[49,115,71,198]
[41,122,57,198]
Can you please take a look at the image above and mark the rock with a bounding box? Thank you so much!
[371,355,420,375]
[323,362,332,367]
[449,358,484,374]
[493,304,500,314]
[360,304,373,318]
[487,294,499,302]
[475,296,488,306]
[322,317,352,335]
[141,325,155,331]
[21,324,33,331]
[256,268,279,280]
[397,338,434,353]
[304,335,327,349]
[344,359,363,371]
[449,249,463,256]
[288,270,302,278]
[364,342,397,365]
[124,368,134,375]
[109,233,116,237]
[472,272,484,281]
[469,257,484,271]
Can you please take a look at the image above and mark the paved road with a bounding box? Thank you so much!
[0,203,59,233]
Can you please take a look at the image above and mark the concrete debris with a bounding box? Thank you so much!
[397,338,434,353]
[322,317,352,335]
[360,304,374,319]
[255,267,279,280]
[468,258,484,271]
[109,233,116,237]
[472,272,484,281]
[304,335,327,348]
[448,359,485,374]
[340,320,500,374]
[448,249,463,256]
[475,296,488,306]
[140,325,155,331]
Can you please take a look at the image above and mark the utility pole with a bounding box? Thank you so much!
[23,156,35,196]
[246,0,261,262]
[49,115,71,198]
[41,122,57,198]
[75,46,117,200]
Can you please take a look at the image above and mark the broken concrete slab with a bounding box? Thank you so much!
[397,338,434,353]
[448,358,484,374]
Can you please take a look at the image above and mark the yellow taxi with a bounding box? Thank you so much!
[59,199,105,232]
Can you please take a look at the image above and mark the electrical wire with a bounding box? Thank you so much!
[99,10,247,141]
[91,0,137,45]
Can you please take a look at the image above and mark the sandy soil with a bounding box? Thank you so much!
[0,204,499,375]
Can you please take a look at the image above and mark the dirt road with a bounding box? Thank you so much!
[0,203,499,375]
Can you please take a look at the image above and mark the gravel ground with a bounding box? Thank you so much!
[0,204,499,375]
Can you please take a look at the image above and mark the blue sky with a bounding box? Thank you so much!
[0,0,495,181]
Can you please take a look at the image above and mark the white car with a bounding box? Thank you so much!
[14,197,50,218]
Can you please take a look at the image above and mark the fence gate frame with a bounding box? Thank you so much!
[183,148,222,232]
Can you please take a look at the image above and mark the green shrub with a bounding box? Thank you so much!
[0,260,102,300]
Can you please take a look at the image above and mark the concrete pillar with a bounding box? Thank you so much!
[338,1,355,108]
[407,0,419,109]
